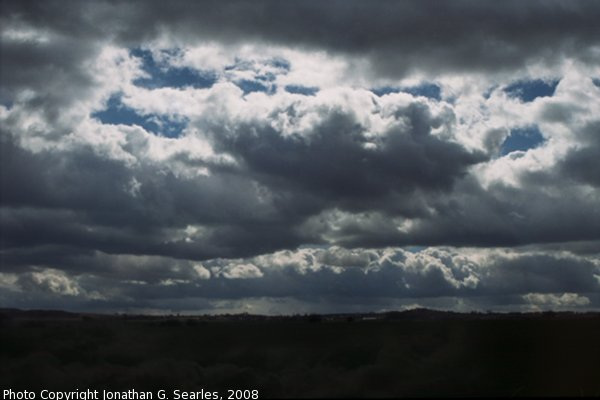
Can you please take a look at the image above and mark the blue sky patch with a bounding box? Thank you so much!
[131,48,217,89]
[593,78,600,88]
[225,57,290,74]
[504,79,559,102]
[255,72,277,82]
[500,126,545,155]
[372,83,441,101]
[92,95,187,137]
[224,57,289,95]
[236,79,275,95]
[269,57,291,71]
[285,85,319,96]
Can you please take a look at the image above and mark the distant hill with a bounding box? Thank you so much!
[1,307,598,322]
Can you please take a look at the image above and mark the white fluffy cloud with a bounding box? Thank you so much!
[523,292,591,310]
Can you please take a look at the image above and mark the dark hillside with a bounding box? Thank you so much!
[1,309,599,397]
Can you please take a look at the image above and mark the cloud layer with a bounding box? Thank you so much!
[1,0,599,313]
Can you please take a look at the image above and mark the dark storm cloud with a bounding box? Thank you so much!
[407,177,600,247]
[524,240,600,256]
[559,121,600,187]
[0,39,92,110]
[481,253,599,295]
[3,0,600,83]
[209,104,485,214]
[0,3,102,119]
[293,169,600,249]
[0,131,307,261]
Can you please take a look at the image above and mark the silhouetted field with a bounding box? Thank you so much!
[1,309,599,398]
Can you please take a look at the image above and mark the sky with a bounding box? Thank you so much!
[1,0,600,315]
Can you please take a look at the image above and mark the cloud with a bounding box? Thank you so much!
[523,292,591,310]
[19,269,82,296]
[8,1,600,78]
[559,121,600,186]
[193,264,211,280]
[1,246,599,313]
[219,263,264,279]
[2,1,600,313]
[206,90,485,211]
